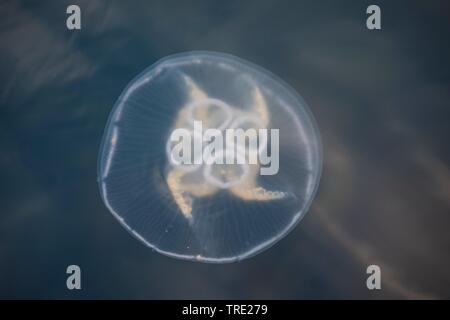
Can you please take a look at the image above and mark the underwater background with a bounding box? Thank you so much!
[1,0,449,299]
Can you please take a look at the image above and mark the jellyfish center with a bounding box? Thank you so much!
[165,74,288,220]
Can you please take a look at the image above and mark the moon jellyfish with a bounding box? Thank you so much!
[98,51,322,263]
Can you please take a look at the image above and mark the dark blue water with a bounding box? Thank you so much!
[1,0,450,299]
